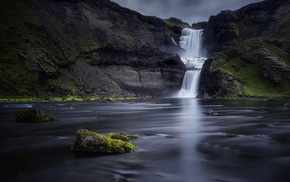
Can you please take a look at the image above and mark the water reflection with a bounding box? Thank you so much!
[179,98,205,182]
[0,99,290,181]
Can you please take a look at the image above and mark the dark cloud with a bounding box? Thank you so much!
[111,0,263,23]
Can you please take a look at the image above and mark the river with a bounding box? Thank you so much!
[0,98,290,182]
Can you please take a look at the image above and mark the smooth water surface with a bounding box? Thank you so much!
[0,98,290,182]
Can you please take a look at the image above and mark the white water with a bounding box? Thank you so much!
[177,28,206,98]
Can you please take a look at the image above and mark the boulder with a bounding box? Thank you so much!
[203,110,218,116]
[71,129,136,154]
[16,108,56,123]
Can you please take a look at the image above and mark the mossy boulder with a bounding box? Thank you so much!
[108,132,139,142]
[16,108,56,123]
[72,129,136,154]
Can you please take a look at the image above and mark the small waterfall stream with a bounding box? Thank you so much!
[177,28,206,98]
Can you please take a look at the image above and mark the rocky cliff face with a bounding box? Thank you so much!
[0,0,186,98]
[200,0,290,98]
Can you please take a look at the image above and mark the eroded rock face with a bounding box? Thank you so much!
[200,38,290,98]
[71,129,135,154]
[0,0,185,98]
[16,108,56,123]
[203,0,290,56]
[200,0,290,98]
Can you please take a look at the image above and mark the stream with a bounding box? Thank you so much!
[0,98,290,182]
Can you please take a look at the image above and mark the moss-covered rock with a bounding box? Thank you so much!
[108,132,139,142]
[16,108,56,123]
[71,129,136,154]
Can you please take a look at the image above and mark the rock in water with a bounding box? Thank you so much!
[72,129,135,154]
[16,108,56,123]
[203,110,218,116]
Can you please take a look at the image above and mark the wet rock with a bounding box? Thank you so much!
[224,133,239,137]
[282,103,289,110]
[257,123,268,127]
[71,129,135,154]
[203,110,218,116]
[16,108,56,123]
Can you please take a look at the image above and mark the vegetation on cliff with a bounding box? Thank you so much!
[200,0,290,99]
[0,0,186,100]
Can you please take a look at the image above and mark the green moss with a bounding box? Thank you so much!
[0,0,40,43]
[108,132,139,142]
[277,18,290,39]
[224,133,239,137]
[0,61,42,96]
[72,129,135,154]
[16,108,56,123]
[217,22,240,37]
[0,96,140,103]
[221,58,289,97]
[0,1,76,97]
[265,41,290,66]
[228,23,240,37]
[47,73,78,95]
[163,18,190,36]
[107,139,135,154]
[211,38,290,98]
[127,38,139,48]
[163,19,189,29]
[79,43,102,63]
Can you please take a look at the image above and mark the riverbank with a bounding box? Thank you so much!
[0,96,151,103]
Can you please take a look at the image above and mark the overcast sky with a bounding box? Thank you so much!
[111,0,263,24]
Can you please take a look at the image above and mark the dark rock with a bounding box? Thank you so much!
[203,0,290,56]
[192,21,207,29]
[200,0,290,99]
[224,133,239,137]
[257,123,268,127]
[203,110,218,116]
[16,108,56,123]
[0,0,186,98]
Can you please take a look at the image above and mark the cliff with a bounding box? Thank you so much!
[0,0,187,99]
[200,0,290,98]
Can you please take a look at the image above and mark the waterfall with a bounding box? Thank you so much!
[177,28,206,98]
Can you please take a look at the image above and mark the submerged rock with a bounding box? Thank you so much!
[72,129,136,154]
[16,108,56,123]
[203,110,219,116]
[224,133,239,137]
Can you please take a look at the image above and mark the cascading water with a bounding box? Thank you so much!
[177,28,207,98]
